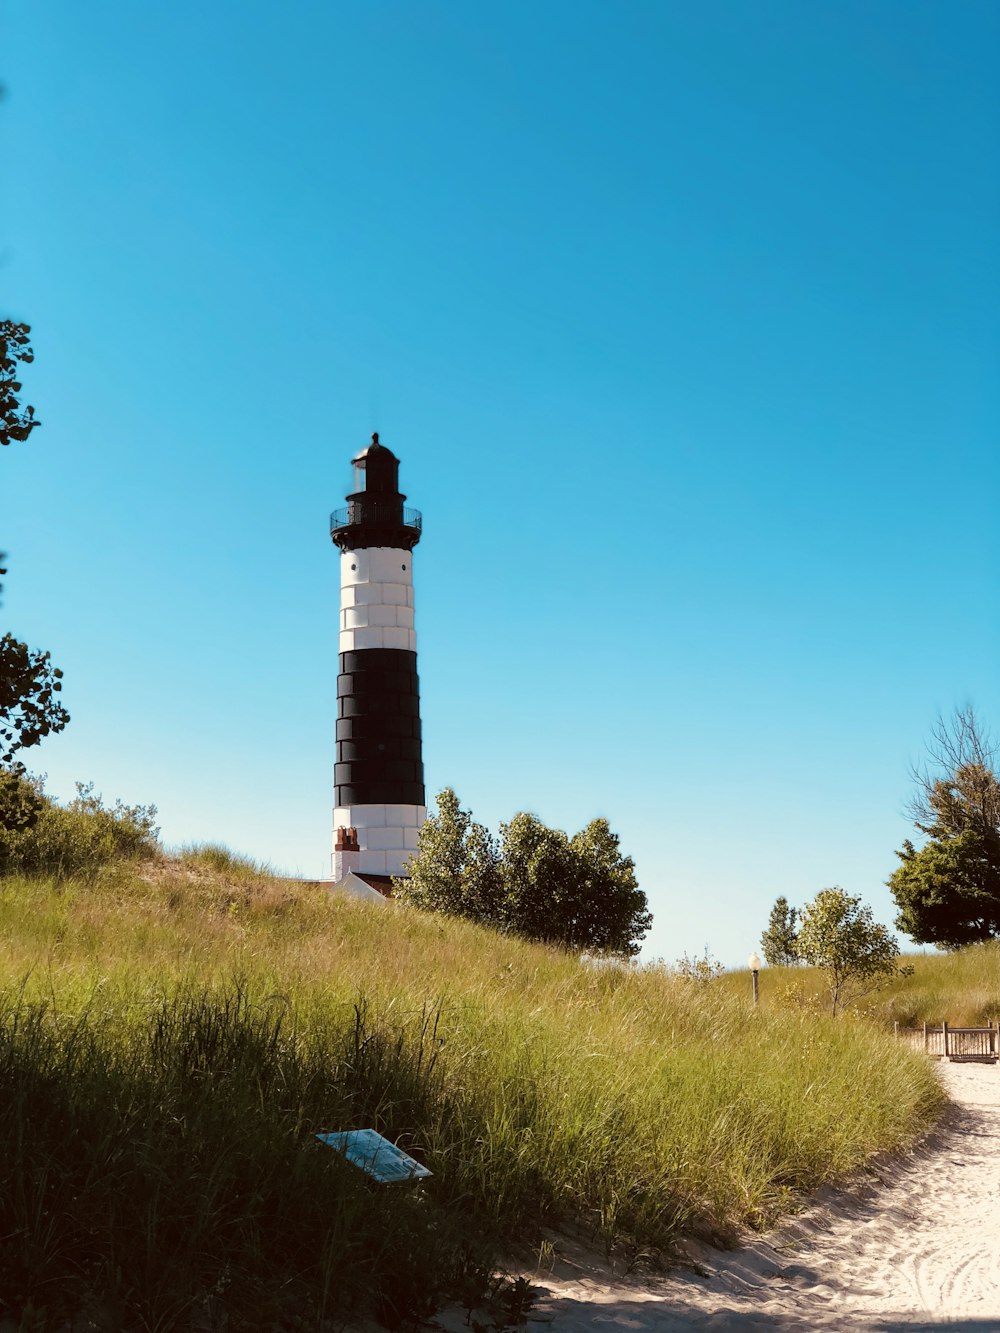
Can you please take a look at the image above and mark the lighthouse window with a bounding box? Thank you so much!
[401,564,407,571]
[351,563,357,571]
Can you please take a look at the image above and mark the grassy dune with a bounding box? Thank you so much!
[0,858,943,1329]
[716,942,1000,1028]
[872,942,1000,1027]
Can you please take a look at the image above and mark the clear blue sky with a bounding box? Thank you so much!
[3,1,998,965]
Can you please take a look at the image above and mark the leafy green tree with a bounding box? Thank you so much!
[0,321,40,447]
[1,325,68,794]
[499,812,651,956]
[396,788,503,921]
[888,709,1000,948]
[396,790,651,957]
[495,811,576,943]
[796,887,902,1016]
[891,831,1000,949]
[760,895,800,966]
[0,633,70,775]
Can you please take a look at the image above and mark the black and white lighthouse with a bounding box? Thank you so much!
[329,435,425,885]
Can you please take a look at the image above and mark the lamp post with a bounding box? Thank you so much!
[748,952,762,1008]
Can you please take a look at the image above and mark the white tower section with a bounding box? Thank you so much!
[339,547,416,656]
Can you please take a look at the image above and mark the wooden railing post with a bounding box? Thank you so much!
[923,1021,928,1053]
[943,1020,949,1059]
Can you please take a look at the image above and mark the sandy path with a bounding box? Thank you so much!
[455,1060,1000,1331]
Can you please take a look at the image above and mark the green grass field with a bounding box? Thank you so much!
[716,941,1000,1028]
[0,852,945,1329]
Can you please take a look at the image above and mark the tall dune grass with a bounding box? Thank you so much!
[714,942,1000,1027]
[876,941,1000,1026]
[0,866,943,1328]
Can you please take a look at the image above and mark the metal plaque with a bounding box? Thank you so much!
[316,1128,432,1183]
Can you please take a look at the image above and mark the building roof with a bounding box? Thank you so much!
[327,870,397,903]
[355,873,394,898]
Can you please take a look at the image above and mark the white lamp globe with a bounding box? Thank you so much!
[748,952,762,972]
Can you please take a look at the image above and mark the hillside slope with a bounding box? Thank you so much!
[0,858,943,1329]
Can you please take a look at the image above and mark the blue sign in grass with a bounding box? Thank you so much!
[316,1129,432,1183]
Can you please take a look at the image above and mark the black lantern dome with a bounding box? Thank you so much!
[330,433,422,551]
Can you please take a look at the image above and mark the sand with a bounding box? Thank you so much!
[441,1059,1000,1332]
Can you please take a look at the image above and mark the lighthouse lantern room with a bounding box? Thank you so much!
[329,435,425,886]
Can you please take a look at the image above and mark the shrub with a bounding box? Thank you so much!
[0,771,159,877]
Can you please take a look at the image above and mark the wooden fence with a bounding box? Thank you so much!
[894,1021,999,1062]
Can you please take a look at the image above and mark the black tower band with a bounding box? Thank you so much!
[334,648,423,807]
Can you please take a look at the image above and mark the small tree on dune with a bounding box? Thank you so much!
[760,895,801,966]
[796,887,903,1017]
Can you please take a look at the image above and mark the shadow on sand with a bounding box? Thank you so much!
[524,1299,1000,1331]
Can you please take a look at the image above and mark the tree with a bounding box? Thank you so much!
[395,789,652,957]
[760,895,800,966]
[891,830,1000,949]
[0,325,69,795]
[888,709,1000,948]
[1,321,41,446]
[906,707,1000,837]
[0,632,70,775]
[499,811,651,956]
[796,887,903,1016]
[396,788,504,922]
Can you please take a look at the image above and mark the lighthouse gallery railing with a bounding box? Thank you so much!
[330,504,423,533]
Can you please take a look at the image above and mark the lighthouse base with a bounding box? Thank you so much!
[332,802,426,878]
